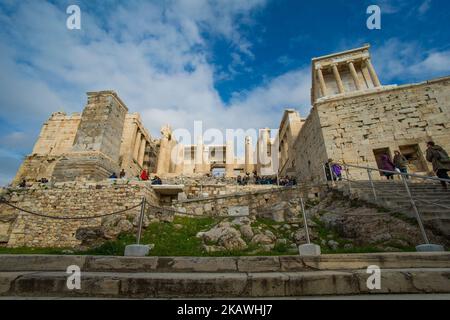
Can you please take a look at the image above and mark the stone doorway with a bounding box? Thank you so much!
[399,144,428,173]
[373,147,392,176]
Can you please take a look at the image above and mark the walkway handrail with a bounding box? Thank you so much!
[337,162,450,184]
[325,162,450,246]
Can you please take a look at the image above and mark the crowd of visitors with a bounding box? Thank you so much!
[13,142,450,191]
[236,171,297,186]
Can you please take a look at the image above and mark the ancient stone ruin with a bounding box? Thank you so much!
[1,44,450,249]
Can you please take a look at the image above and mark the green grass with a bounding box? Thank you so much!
[0,212,425,256]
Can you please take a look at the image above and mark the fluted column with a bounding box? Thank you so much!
[225,140,234,177]
[364,58,381,87]
[137,138,147,167]
[195,137,204,174]
[133,131,142,161]
[348,61,362,90]
[245,136,254,173]
[316,67,328,97]
[332,64,345,94]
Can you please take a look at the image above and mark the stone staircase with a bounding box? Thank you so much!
[337,181,450,237]
[0,253,449,298]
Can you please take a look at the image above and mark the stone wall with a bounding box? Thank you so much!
[172,185,324,218]
[0,181,159,248]
[294,76,450,182]
[12,112,81,185]
[292,107,329,183]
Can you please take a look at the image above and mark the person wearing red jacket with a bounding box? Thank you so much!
[140,169,149,181]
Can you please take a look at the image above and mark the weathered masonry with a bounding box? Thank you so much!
[13,91,159,185]
[284,45,450,182]
[11,44,450,185]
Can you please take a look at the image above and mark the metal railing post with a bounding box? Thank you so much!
[344,166,352,195]
[401,175,430,244]
[367,169,378,201]
[136,197,146,245]
[300,197,311,244]
[322,164,328,184]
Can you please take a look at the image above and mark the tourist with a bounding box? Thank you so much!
[140,169,149,181]
[19,179,26,188]
[393,151,409,178]
[151,175,162,185]
[109,172,118,179]
[237,175,242,185]
[426,141,450,190]
[119,169,126,179]
[331,163,343,181]
[380,154,395,180]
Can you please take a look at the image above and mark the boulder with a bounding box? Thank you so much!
[240,225,254,241]
[132,213,150,228]
[197,225,247,251]
[264,230,277,241]
[232,217,251,226]
[328,240,339,250]
[251,234,274,245]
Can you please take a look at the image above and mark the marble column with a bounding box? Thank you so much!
[137,138,147,167]
[133,131,142,161]
[316,67,328,97]
[348,61,362,90]
[364,58,381,87]
[174,143,184,174]
[194,137,204,174]
[245,136,254,174]
[332,64,345,94]
[225,140,234,177]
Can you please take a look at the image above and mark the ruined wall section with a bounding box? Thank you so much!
[12,112,81,185]
[119,114,160,177]
[32,112,81,156]
[0,181,159,248]
[316,76,450,180]
[291,108,329,183]
[52,91,128,182]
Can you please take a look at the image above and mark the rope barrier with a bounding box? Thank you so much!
[0,198,143,220]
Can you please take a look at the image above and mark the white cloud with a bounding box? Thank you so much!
[418,0,432,15]
[0,0,313,186]
[371,38,450,83]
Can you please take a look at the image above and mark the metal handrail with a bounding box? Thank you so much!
[338,174,450,210]
[324,162,450,246]
[337,163,450,184]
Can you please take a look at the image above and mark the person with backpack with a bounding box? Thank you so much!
[380,154,395,180]
[331,163,343,181]
[426,141,450,190]
[393,151,409,179]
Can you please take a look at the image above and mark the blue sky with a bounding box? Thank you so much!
[1,0,450,185]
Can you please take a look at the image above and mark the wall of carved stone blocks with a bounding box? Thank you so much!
[0,181,159,248]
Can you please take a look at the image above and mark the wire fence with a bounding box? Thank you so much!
[0,197,143,221]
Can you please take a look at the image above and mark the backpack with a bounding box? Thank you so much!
[437,149,450,163]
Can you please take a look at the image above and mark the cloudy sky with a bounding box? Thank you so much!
[0,0,450,185]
